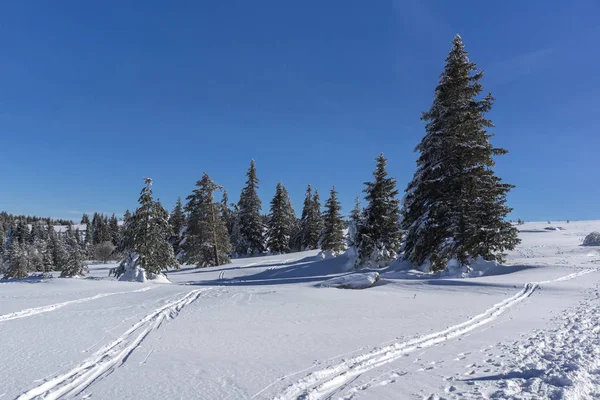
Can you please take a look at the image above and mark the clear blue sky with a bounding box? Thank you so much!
[1,1,598,222]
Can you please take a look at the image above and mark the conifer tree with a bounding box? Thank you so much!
[402,35,520,272]
[347,195,362,247]
[267,182,296,254]
[108,214,119,245]
[3,241,29,279]
[85,222,93,249]
[0,229,5,257]
[117,178,179,278]
[237,160,265,254]
[60,234,88,277]
[299,185,323,250]
[356,154,402,268]
[183,173,232,267]
[169,197,186,256]
[14,220,29,244]
[321,186,345,254]
[81,213,90,225]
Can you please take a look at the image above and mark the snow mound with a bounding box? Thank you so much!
[583,232,600,246]
[114,253,171,283]
[318,250,338,260]
[544,226,566,231]
[320,272,380,289]
[386,257,502,279]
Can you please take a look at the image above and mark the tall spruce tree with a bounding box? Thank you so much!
[119,178,179,278]
[169,197,186,256]
[356,154,402,268]
[347,195,362,247]
[299,185,323,250]
[237,160,265,255]
[81,213,90,225]
[60,234,88,277]
[267,182,296,254]
[4,241,29,279]
[402,35,520,273]
[183,173,232,267]
[321,186,345,254]
[108,214,119,245]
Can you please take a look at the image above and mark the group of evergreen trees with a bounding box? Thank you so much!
[2,35,520,279]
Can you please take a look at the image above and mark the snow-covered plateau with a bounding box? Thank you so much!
[2,220,600,400]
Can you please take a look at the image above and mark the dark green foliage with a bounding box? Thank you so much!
[321,186,345,253]
[60,234,88,277]
[356,154,402,268]
[124,178,179,278]
[81,213,90,225]
[183,173,232,267]
[267,182,296,254]
[402,35,520,272]
[169,197,186,256]
[237,160,265,255]
[299,185,323,250]
[3,240,29,279]
[108,214,119,245]
[347,195,362,247]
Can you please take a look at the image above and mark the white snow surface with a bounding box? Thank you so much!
[320,272,380,289]
[2,220,600,399]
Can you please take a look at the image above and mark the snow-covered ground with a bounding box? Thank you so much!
[2,220,600,399]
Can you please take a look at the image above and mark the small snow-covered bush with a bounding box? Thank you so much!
[583,232,600,246]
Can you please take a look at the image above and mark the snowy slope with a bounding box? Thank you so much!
[1,221,600,399]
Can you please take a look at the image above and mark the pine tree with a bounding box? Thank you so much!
[85,222,93,249]
[267,182,296,254]
[81,213,90,225]
[108,214,119,245]
[168,197,186,257]
[0,228,5,257]
[60,234,88,277]
[299,185,323,250]
[401,35,520,273]
[183,173,232,267]
[14,220,29,244]
[116,179,179,279]
[347,195,362,247]
[4,241,29,279]
[356,154,402,268]
[237,160,265,255]
[321,186,345,254]
[48,225,68,270]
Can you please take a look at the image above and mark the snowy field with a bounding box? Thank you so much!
[2,221,600,400]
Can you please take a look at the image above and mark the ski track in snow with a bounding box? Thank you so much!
[0,286,156,323]
[271,268,595,400]
[445,283,600,399]
[16,288,214,400]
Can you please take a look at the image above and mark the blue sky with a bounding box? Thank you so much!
[0,1,598,222]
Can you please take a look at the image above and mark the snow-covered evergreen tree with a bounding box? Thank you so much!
[48,225,68,271]
[3,241,29,279]
[108,214,119,245]
[115,178,179,279]
[356,154,402,268]
[169,197,186,256]
[402,35,520,273]
[183,173,232,267]
[347,195,362,247]
[267,182,296,254]
[60,234,88,277]
[299,185,323,250]
[237,160,265,255]
[321,186,345,254]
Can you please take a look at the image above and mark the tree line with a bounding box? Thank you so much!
[1,35,520,280]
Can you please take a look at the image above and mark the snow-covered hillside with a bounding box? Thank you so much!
[2,220,600,399]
